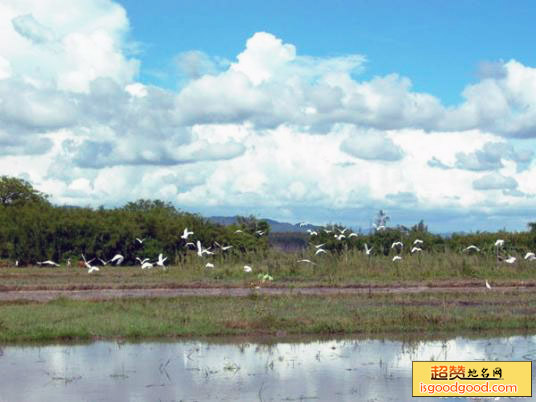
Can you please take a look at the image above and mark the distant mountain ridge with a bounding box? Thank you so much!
[207,216,320,233]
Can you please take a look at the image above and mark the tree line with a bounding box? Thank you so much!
[0,176,269,265]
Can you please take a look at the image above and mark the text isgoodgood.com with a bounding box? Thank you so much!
[420,381,517,395]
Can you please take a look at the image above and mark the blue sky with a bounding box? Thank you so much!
[118,0,536,105]
[2,0,536,233]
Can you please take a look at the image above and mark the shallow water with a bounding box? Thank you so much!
[0,335,534,401]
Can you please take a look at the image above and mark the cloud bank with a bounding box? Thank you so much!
[1,0,536,231]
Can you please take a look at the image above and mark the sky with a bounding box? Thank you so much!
[1,0,536,233]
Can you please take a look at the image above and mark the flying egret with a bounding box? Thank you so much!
[392,256,402,262]
[297,259,316,265]
[364,243,373,255]
[413,239,424,246]
[88,266,100,274]
[485,280,491,289]
[372,224,386,231]
[185,242,196,249]
[314,243,326,249]
[298,222,308,227]
[109,254,125,265]
[307,229,318,236]
[337,228,348,234]
[136,257,150,265]
[243,265,252,273]
[136,237,146,244]
[315,248,327,255]
[334,234,345,241]
[524,252,535,260]
[323,229,332,234]
[348,233,358,238]
[181,228,194,240]
[215,242,233,251]
[255,230,265,236]
[411,247,422,254]
[205,262,215,269]
[464,245,480,253]
[156,253,167,267]
[37,260,60,267]
[234,229,243,233]
[196,240,213,257]
[391,241,403,249]
[81,254,95,269]
[495,239,505,248]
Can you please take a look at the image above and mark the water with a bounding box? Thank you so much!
[0,335,535,401]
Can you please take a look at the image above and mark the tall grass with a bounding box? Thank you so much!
[1,247,536,289]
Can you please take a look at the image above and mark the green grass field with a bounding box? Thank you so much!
[1,290,535,342]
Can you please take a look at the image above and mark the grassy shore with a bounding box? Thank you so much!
[2,249,536,290]
[1,290,536,342]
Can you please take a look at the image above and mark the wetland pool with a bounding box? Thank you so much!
[1,335,535,401]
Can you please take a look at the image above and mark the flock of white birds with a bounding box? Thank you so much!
[29,224,536,282]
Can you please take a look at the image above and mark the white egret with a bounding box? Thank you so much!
[185,242,196,249]
[205,262,215,269]
[323,229,332,234]
[392,256,402,262]
[66,258,71,268]
[297,259,316,265]
[504,256,516,264]
[136,257,150,265]
[391,241,403,249]
[334,234,345,241]
[196,240,213,257]
[141,261,153,269]
[372,224,385,231]
[243,265,252,273]
[98,258,108,266]
[136,237,146,244]
[181,228,194,240]
[485,280,491,289]
[81,254,95,269]
[314,243,326,249]
[413,239,424,246]
[88,266,100,274]
[255,230,265,236]
[464,245,480,253]
[307,229,318,236]
[337,228,348,234]
[234,229,243,233]
[315,248,327,255]
[411,247,422,254]
[524,252,535,260]
[215,242,233,251]
[37,260,60,267]
[156,253,167,267]
[109,254,125,265]
[348,233,358,238]
[364,243,373,255]
[495,239,505,248]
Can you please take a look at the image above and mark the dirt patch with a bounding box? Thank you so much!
[0,284,532,302]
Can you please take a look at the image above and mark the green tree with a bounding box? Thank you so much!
[0,176,49,206]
